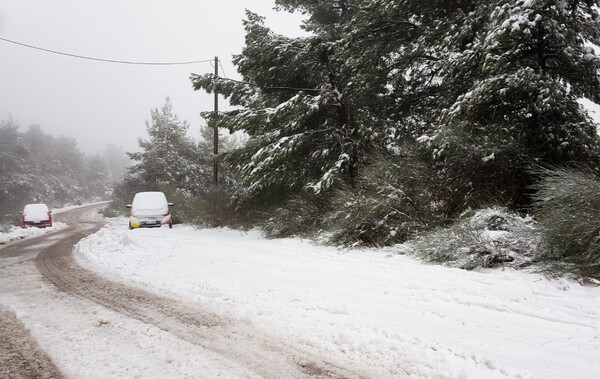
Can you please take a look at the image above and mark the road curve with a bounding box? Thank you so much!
[0,204,105,379]
[32,205,362,378]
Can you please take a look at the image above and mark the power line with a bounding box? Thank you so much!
[3,35,319,92]
[0,36,213,66]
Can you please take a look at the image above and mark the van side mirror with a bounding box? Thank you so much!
[168,203,174,207]
[126,204,132,208]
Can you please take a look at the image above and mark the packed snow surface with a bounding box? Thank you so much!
[69,218,600,378]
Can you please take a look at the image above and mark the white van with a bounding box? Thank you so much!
[126,191,173,229]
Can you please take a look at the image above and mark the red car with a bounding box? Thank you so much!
[21,203,53,228]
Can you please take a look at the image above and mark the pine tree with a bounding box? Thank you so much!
[128,98,211,196]
[426,0,600,206]
[192,3,387,208]
[346,0,600,207]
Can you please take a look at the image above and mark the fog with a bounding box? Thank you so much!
[0,0,305,153]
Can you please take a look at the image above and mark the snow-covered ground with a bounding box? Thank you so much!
[0,222,67,245]
[68,217,600,378]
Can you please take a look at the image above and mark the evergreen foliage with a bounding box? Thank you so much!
[325,151,449,246]
[261,194,329,238]
[127,98,212,196]
[533,167,600,279]
[421,0,600,206]
[192,5,387,209]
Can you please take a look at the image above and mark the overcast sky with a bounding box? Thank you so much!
[0,1,305,153]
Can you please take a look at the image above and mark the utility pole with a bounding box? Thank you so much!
[213,56,219,185]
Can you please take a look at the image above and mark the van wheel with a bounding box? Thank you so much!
[169,222,173,229]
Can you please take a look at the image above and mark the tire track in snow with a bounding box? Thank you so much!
[37,207,363,378]
[0,305,63,379]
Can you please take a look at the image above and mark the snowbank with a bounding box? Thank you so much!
[0,223,67,245]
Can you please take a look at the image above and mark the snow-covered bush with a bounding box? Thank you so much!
[261,195,327,238]
[171,186,238,228]
[325,154,449,247]
[533,168,600,279]
[410,207,539,270]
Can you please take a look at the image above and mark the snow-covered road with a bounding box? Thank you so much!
[1,210,599,378]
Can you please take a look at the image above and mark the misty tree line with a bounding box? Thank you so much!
[0,117,128,224]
